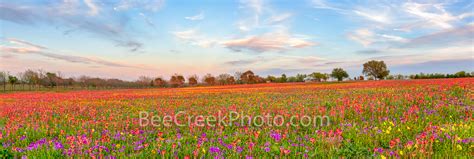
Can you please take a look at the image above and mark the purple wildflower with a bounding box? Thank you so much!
[209,146,220,153]
[53,141,64,149]
[270,132,282,142]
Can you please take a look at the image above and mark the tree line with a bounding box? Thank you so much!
[1,60,472,91]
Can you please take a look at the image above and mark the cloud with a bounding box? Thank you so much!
[172,29,217,48]
[265,13,292,24]
[237,0,265,32]
[139,12,156,28]
[172,28,316,53]
[356,49,383,54]
[403,24,474,47]
[390,59,474,74]
[185,12,204,21]
[6,38,48,50]
[84,0,100,16]
[311,0,348,13]
[240,0,263,15]
[224,58,261,66]
[114,0,165,12]
[222,31,315,52]
[347,29,374,47]
[0,2,144,52]
[1,38,145,69]
[348,28,407,47]
[403,2,456,29]
[353,10,390,24]
[0,4,44,25]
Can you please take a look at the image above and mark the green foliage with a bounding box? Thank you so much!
[331,68,349,81]
[362,60,390,80]
[409,71,472,79]
[337,141,371,157]
[0,148,14,159]
[309,72,329,82]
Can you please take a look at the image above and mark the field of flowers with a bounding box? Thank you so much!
[0,78,473,158]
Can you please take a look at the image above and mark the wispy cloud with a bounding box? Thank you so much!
[265,13,292,24]
[84,0,100,16]
[403,24,474,47]
[222,30,315,52]
[403,2,456,29]
[172,29,217,48]
[311,0,348,13]
[1,38,146,69]
[353,10,390,24]
[174,1,315,53]
[0,2,144,52]
[348,28,408,47]
[113,0,165,12]
[139,12,156,28]
[355,49,383,54]
[185,12,204,21]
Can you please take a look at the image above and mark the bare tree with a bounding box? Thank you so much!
[0,71,7,92]
[234,72,242,84]
[203,74,216,85]
[137,76,153,88]
[21,69,39,90]
[217,74,232,85]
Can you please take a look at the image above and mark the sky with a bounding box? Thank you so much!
[0,0,473,80]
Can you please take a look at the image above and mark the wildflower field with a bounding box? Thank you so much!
[0,78,473,158]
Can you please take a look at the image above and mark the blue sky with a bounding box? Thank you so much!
[0,0,473,80]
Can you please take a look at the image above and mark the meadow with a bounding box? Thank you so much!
[0,78,472,158]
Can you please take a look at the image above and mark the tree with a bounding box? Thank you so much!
[0,72,7,92]
[363,60,390,80]
[240,70,256,84]
[309,72,328,82]
[455,71,466,78]
[42,72,59,88]
[154,77,167,87]
[288,76,297,82]
[234,72,242,84]
[295,74,307,82]
[279,74,287,83]
[226,76,236,84]
[266,75,277,82]
[331,68,349,81]
[217,74,232,85]
[188,75,198,86]
[203,74,216,85]
[137,76,153,87]
[169,74,185,87]
[8,75,18,90]
[22,69,39,90]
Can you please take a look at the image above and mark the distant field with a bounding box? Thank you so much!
[0,78,472,158]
